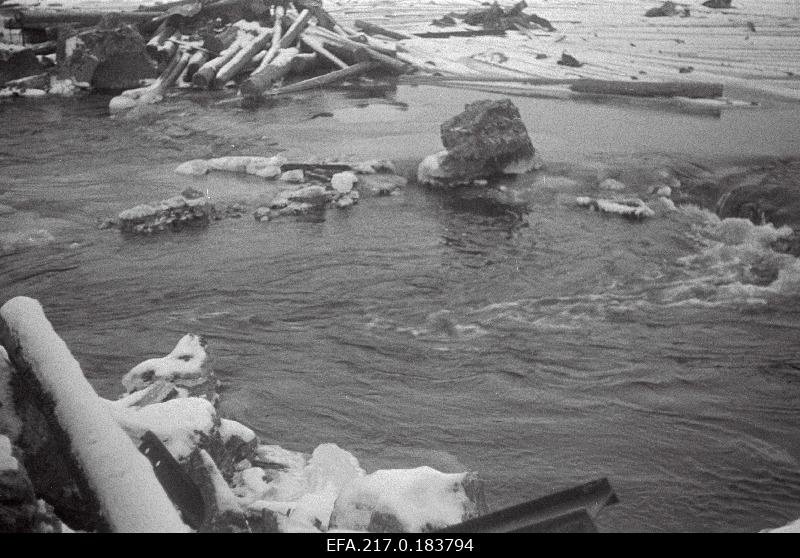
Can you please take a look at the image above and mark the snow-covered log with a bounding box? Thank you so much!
[0,296,189,533]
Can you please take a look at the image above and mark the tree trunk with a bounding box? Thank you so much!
[239,46,300,98]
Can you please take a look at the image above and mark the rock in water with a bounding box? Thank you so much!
[66,23,156,91]
[421,99,536,186]
[117,195,215,234]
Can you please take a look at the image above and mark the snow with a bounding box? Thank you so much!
[0,297,189,532]
[219,418,256,445]
[122,333,208,394]
[108,397,217,461]
[0,434,18,472]
[330,466,475,532]
[766,517,800,533]
[576,196,656,219]
[331,172,358,194]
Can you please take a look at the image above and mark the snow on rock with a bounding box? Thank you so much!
[280,169,306,183]
[121,334,217,402]
[329,466,484,533]
[116,194,215,234]
[331,171,358,194]
[175,155,287,179]
[0,296,188,532]
[219,418,256,446]
[576,196,656,220]
[108,396,217,461]
[0,434,18,471]
[175,159,211,176]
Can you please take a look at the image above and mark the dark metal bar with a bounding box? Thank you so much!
[438,478,618,533]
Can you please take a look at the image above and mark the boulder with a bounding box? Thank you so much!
[0,45,45,86]
[331,171,358,194]
[420,99,537,186]
[645,2,679,17]
[66,24,156,91]
[702,0,732,8]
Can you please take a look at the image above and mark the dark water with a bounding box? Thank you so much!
[1,86,799,532]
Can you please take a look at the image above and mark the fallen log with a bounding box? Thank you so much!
[185,49,209,81]
[277,8,312,49]
[239,46,300,98]
[265,60,378,96]
[354,19,411,41]
[214,26,273,85]
[156,32,181,64]
[11,9,163,28]
[0,296,189,533]
[192,36,245,89]
[28,41,57,56]
[303,26,408,74]
[2,72,49,89]
[109,48,190,112]
[569,79,723,98]
[300,34,348,69]
[145,20,175,59]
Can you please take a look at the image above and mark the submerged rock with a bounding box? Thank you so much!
[717,170,800,229]
[116,194,215,234]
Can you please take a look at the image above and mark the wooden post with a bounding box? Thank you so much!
[301,34,348,69]
[192,36,245,89]
[569,79,723,99]
[353,20,412,41]
[265,61,378,96]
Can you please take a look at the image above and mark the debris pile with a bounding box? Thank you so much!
[454,1,555,33]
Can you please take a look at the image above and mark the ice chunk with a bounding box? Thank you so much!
[330,466,481,532]
[122,334,210,394]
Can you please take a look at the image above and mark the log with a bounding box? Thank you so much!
[266,61,378,96]
[185,49,209,81]
[300,34,348,69]
[291,52,318,75]
[29,41,57,56]
[278,8,312,48]
[11,9,163,28]
[214,27,273,84]
[0,296,189,533]
[244,4,284,78]
[413,29,507,39]
[239,46,300,98]
[569,79,723,98]
[295,0,338,31]
[192,36,245,89]
[3,73,49,89]
[109,48,190,112]
[156,32,181,64]
[303,27,408,74]
[145,21,175,59]
[353,19,411,41]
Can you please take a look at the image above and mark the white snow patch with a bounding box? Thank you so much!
[219,418,256,445]
[0,434,18,471]
[122,334,208,394]
[108,397,216,461]
[331,172,358,194]
[198,449,241,513]
[0,346,22,440]
[765,517,800,533]
[330,466,474,532]
[0,297,189,532]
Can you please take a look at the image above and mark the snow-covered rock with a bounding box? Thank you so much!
[280,169,305,183]
[121,334,216,401]
[116,195,215,234]
[599,178,627,191]
[0,347,22,440]
[331,171,358,194]
[765,517,800,533]
[329,467,485,533]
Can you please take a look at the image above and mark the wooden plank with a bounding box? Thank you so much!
[265,61,378,96]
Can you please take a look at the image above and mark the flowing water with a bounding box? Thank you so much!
[1,85,799,532]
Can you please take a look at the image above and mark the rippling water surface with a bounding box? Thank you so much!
[1,86,799,532]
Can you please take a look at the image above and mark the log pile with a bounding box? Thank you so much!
[1,0,731,110]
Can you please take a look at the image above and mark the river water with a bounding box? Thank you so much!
[1,84,799,532]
